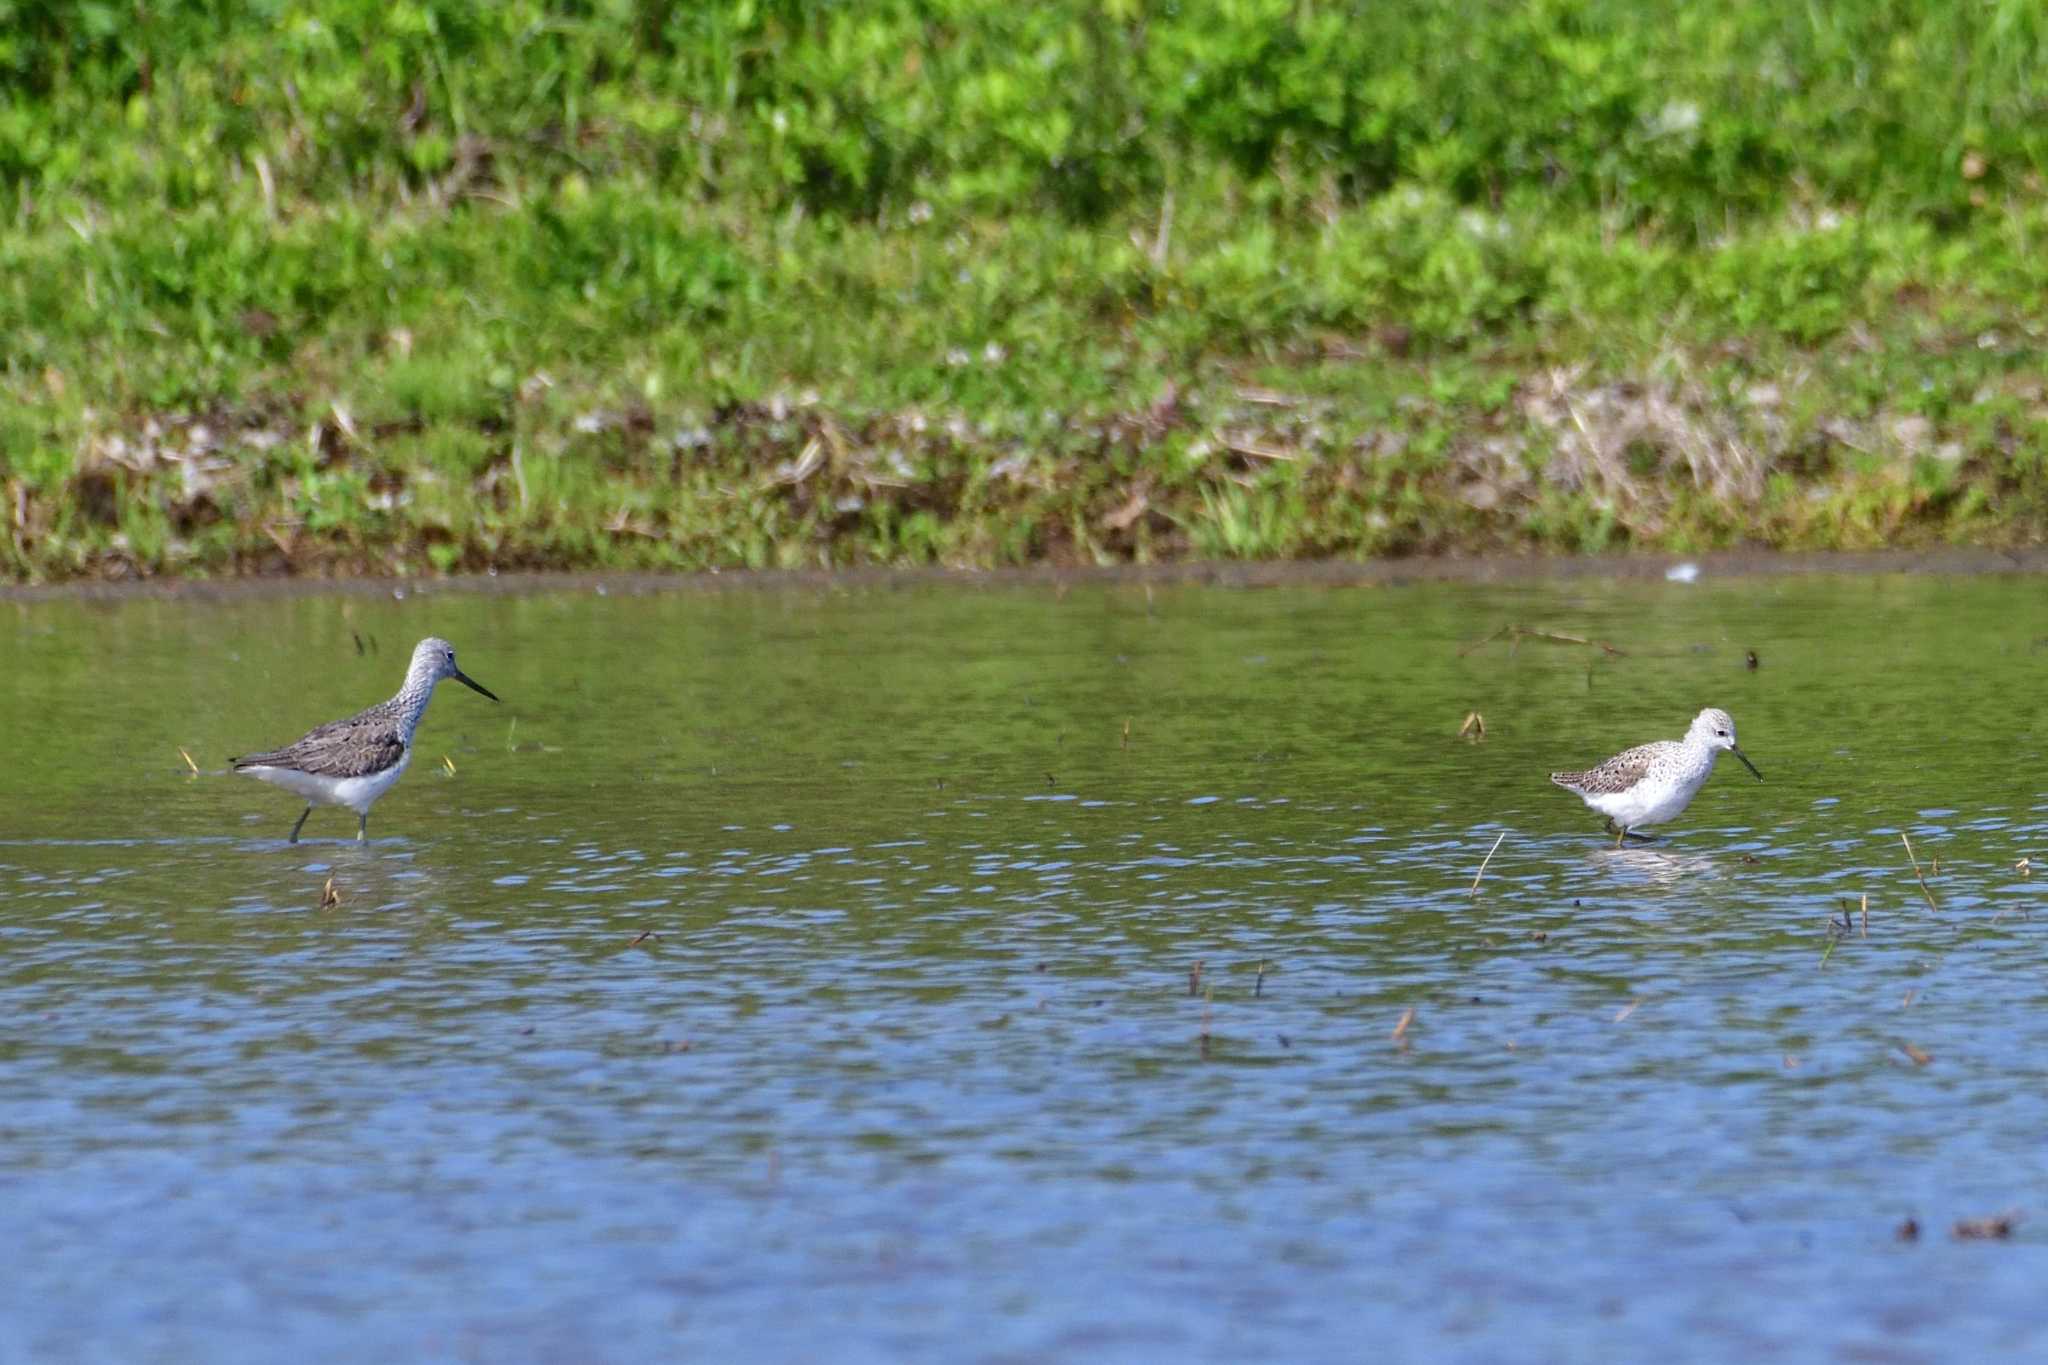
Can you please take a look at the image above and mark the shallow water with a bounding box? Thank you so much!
[4,571,2047,1361]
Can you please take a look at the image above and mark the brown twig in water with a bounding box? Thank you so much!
[1392,1007,1414,1045]
[1188,961,1203,997]
[1458,624,1627,658]
[1900,1042,1932,1066]
[319,875,341,910]
[1861,893,1869,938]
[1470,832,1507,895]
[1901,833,1940,910]
[1613,999,1641,1023]
[1254,960,1266,998]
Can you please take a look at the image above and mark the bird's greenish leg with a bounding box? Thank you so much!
[289,806,312,844]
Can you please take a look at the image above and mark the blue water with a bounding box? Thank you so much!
[2,570,2044,1361]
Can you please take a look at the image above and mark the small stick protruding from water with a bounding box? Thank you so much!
[1901,833,1940,910]
[178,747,199,776]
[441,754,457,775]
[1120,718,1131,750]
[1392,1007,1414,1044]
[1614,999,1641,1023]
[319,875,341,910]
[1457,711,1485,741]
[1188,960,1203,997]
[1900,1041,1932,1066]
[1861,894,1869,938]
[1254,960,1266,998]
[1470,832,1507,895]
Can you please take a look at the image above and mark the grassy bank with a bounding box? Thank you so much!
[5,0,2048,580]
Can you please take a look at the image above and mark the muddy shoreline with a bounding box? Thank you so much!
[5,548,2047,605]
[4,548,2048,605]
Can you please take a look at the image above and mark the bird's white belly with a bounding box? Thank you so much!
[1588,766,1712,829]
[241,749,411,814]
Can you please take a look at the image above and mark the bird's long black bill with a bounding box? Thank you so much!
[1733,748,1763,782]
[455,669,500,702]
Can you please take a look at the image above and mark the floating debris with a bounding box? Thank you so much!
[1664,561,1701,584]
[1457,711,1486,741]
[1952,1213,2018,1241]
[1614,999,1641,1023]
[1392,1007,1415,1043]
[629,930,658,946]
[319,875,341,910]
[1896,1218,1920,1242]
[1745,650,1760,670]
[177,747,199,775]
[1900,1042,1932,1066]
[2017,856,2033,879]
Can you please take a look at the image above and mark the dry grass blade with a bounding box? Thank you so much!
[1470,832,1507,895]
[1458,623,1626,658]
[1900,833,1940,910]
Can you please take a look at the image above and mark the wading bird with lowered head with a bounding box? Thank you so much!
[1550,707,1762,845]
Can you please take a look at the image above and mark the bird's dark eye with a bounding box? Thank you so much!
[1717,730,1728,737]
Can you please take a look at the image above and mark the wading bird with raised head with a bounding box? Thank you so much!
[233,637,499,843]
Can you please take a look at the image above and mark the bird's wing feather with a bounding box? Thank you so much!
[1550,741,1664,795]
[233,703,406,778]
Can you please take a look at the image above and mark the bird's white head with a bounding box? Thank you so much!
[1687,707,1738,750]
[1688,707,1762,780]
[406,637,499,702]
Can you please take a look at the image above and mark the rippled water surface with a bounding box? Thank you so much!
[5,571,2048,1361]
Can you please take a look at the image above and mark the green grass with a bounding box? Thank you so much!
[4,0,2048,580]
